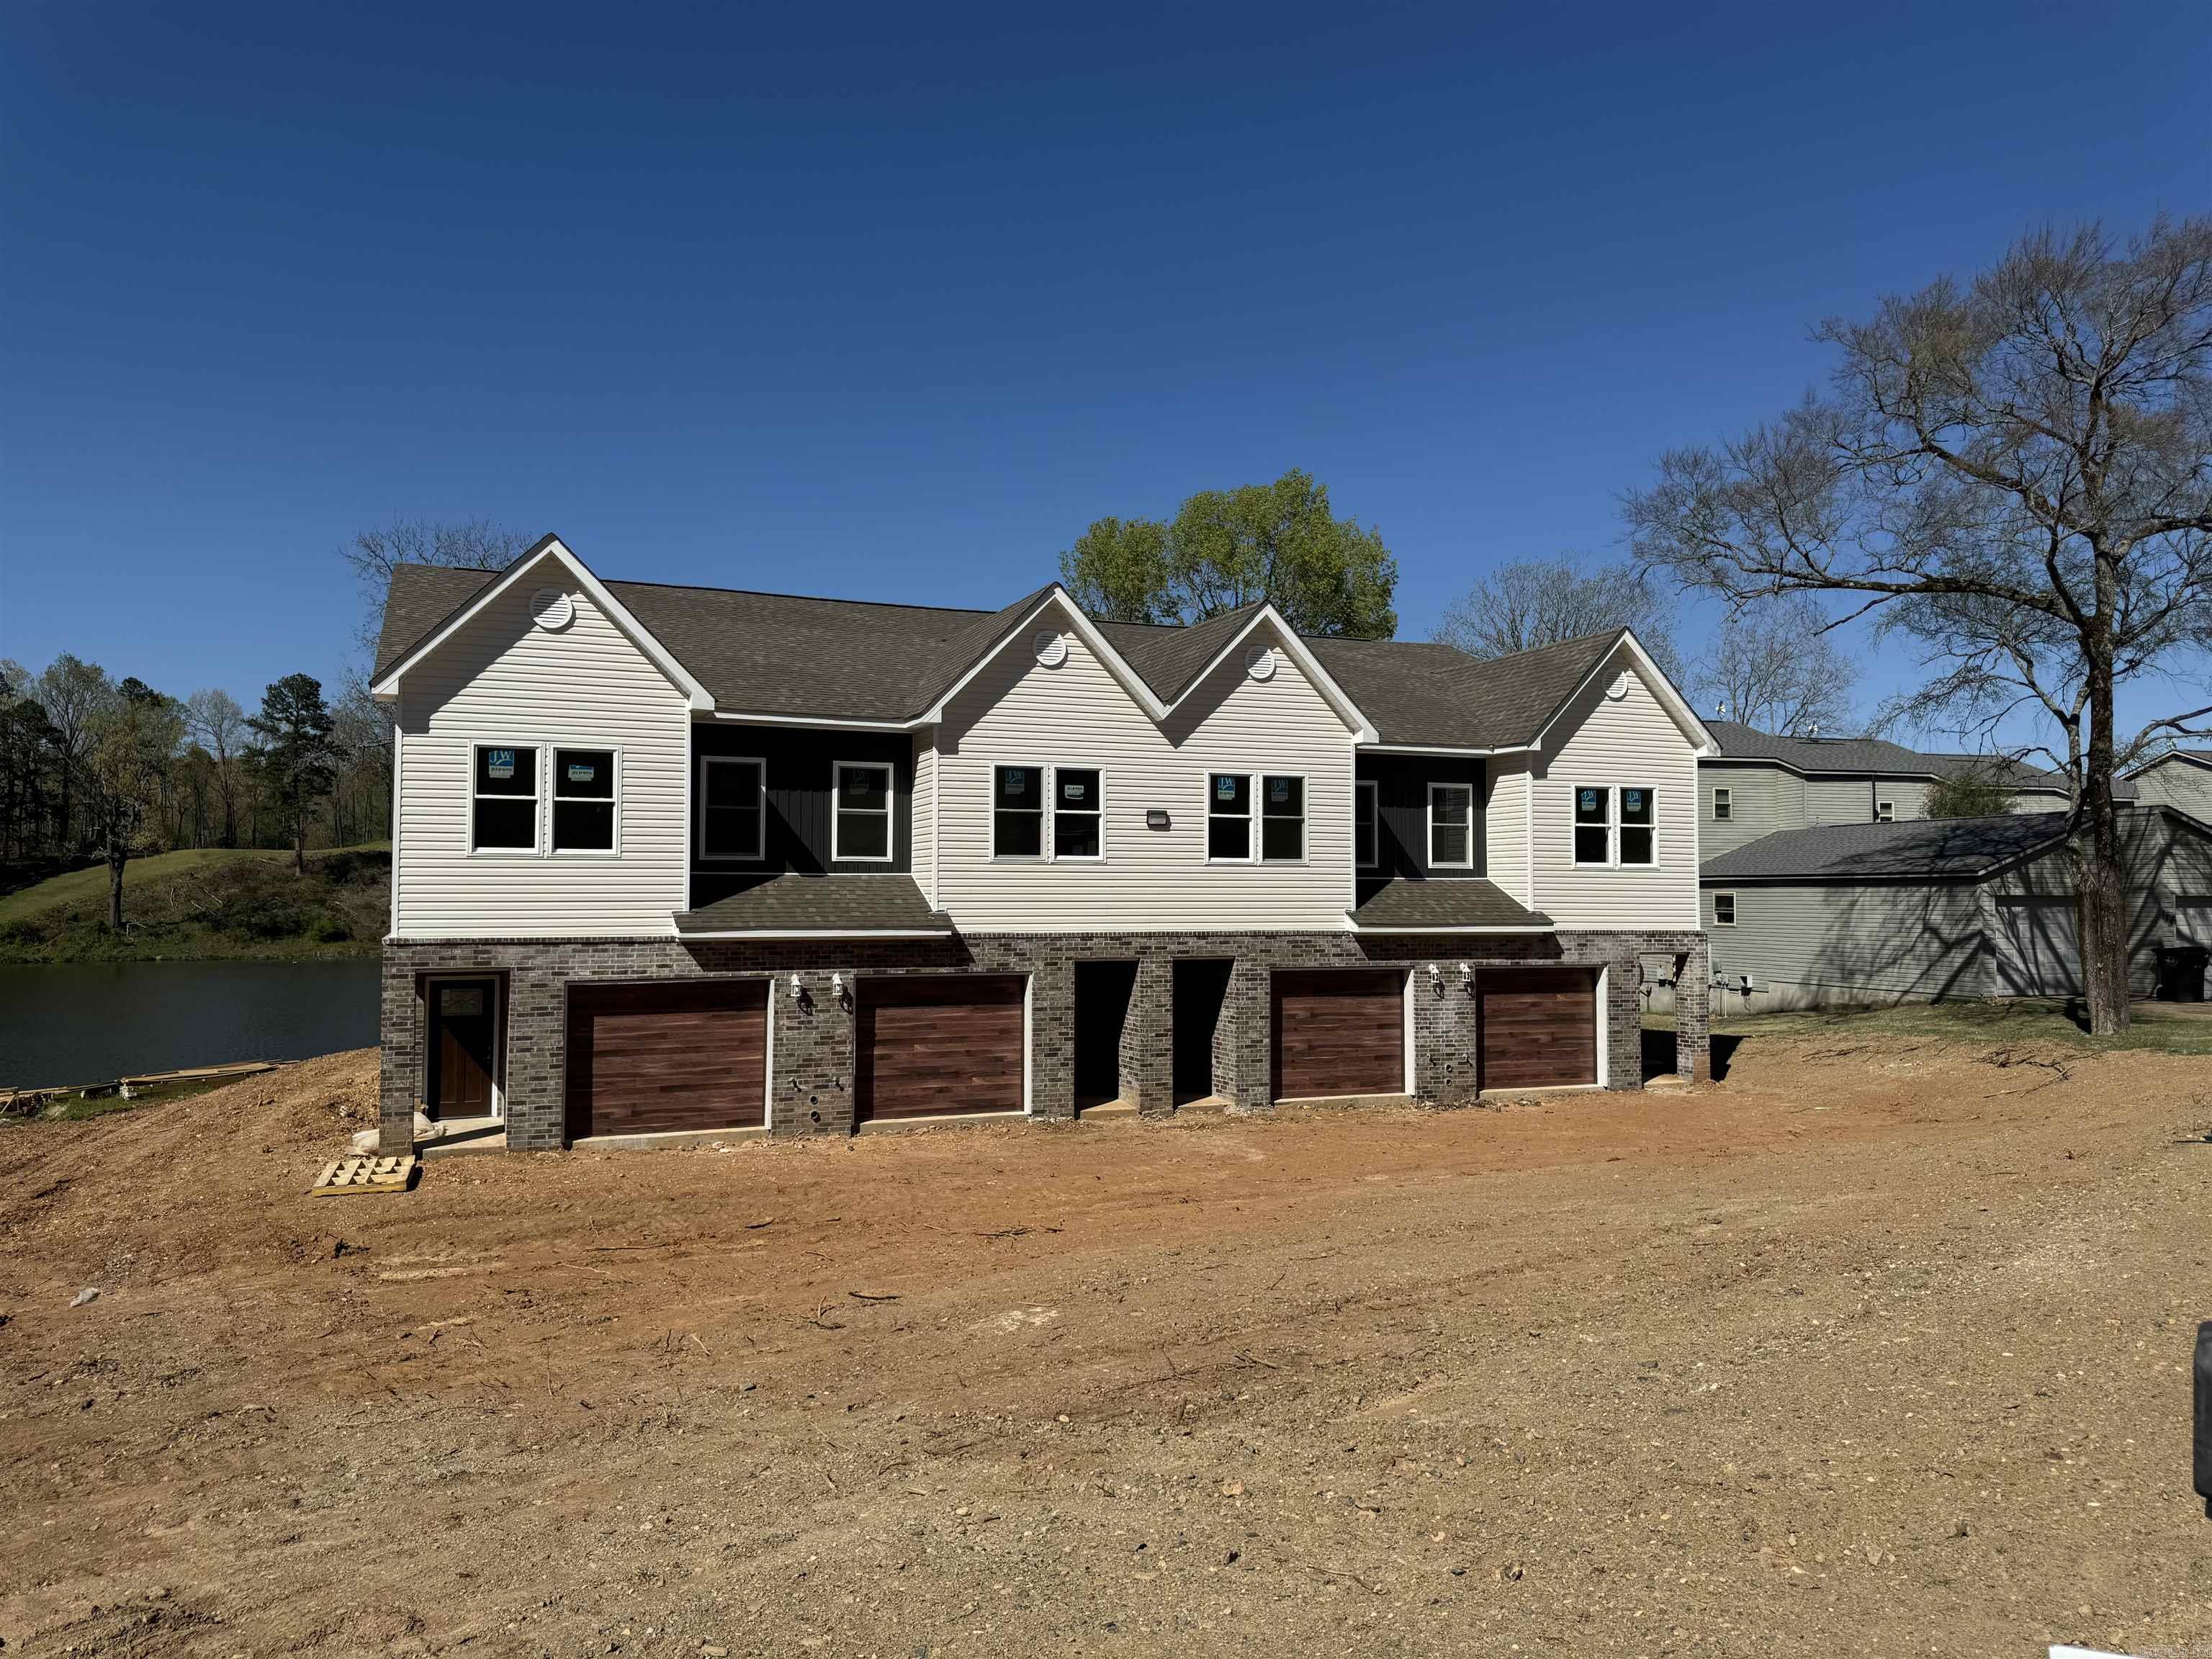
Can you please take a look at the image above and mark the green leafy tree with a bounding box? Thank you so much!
[250,674,338,875]
[84,678,184,932]
[1925,768,2018,819]
[1060,469,1398,637]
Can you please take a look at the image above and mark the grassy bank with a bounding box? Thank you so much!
[1650,994,2212,1058]
[0,845,388,962]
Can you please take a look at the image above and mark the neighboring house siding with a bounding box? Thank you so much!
[1702,882,1989,1010]
[932,606,1357,932]
[1702,763,1805,856]
[1531,652,1701,930]
[394,585,689,938]
[1804,777,1874,824]
[689,725,913,907]
[1485,764,1531,907]
[2132,757,2212,819]
[912,733,937,908]
[1357,753,1485,880]
[1881,781,1930,821]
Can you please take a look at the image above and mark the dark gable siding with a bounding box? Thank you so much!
[691,725,912,906]
[1356,754,1486,885]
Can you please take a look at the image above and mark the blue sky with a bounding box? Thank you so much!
[3,1,2207,736]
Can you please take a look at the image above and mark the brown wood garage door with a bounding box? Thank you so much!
[1477,967,1597,1090]
[857,975,1025,1122]
[565,980,768,1139]
[1271,969,1404,1100]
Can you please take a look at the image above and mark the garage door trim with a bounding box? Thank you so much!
[855,972,1032,1123]
[1475,964,1603,1093]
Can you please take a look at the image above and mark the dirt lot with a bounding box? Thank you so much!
[4,1024,2212,1657]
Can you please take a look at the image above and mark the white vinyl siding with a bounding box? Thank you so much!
[394,583,689,937]
[1484,763,1532,907]
[933,604,1357,930]
[911,734,938,907]
[1530,654,1701,930]
[1701,883,1990,1010]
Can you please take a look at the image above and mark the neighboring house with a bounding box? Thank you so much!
[1696,720,2101,856]
[2127,750,2212,819]
[369,535,1714,1154]
[1684,806,2212,1014]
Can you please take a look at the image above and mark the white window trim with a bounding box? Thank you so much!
[1876,799,1895,824]
[1355,779,1380,872]
[470,741,542,858]
[992,762,1048,862]
[831,760,896,865]
[1619,785,1658,868]
[1712,891,1736,927]
[698,755,767,863]
[1204,771,1256,865]
[1427,781,1475,871]
[1258,772,1308,865]
[1572,783,1614,868]
[1712,785,1732,822]
[1049,763,1107,863]
[549,744,622,858]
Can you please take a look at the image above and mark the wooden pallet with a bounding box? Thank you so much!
[309,1154,417,1197]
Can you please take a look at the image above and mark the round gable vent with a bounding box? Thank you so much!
[1604,670,1630,701]
[1245,644,1277,681]
[530,588,575,631]
[1033,629,1069,668]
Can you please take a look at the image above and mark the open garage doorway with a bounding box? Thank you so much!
[1074,960,1138,1110]
[1172,958,1233,1105]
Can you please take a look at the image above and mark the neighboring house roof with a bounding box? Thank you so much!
[1349,877,1555,931]
[674,873,953,937]
[375,552,1694,752]
[2127,748,2212,777]
[1704,719,2131,798]
[1701,812,2078,883]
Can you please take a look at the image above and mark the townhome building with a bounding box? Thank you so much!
[371,536,1713,1154]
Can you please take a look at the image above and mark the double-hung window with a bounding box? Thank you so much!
[833,761,894,862]
[472,744,539,853]
[1573,785,1611,865]
[1712,786,1732,822]
[699,756,765,861]
[552,748,616,853]
[1429,782,1473,870]
[1206,773,1303,863]
[1053,768,1102,859]
[1354,780,1379,871]
[1712,891,1736,927]
[1619,786,1655,865]
[1875,799,1894,824]
[1206,773,1251,860]
[994,765,1045,858]
[1260,775,1304,861]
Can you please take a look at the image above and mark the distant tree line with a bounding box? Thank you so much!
[0,655,388,925]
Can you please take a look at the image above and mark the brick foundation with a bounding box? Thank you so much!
[381,929,1711,1154]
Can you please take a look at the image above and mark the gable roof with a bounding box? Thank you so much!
[1704,721,2130,797]
[372,549,1688,750]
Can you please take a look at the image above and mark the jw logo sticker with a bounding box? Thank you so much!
[1006,771,1027,796]
[1269,778,1290,801]
[1580,788,1600,813]
[1624,789,1644,813]
[1062,781,1086,801]
[567,763,597,784]
[487,750,517,781]
[1215,776,1238,801]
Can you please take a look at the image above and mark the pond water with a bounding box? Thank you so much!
[0,959,382,1085]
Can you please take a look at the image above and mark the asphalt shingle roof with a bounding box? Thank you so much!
[1349,878,1555,930]
[675,873,953,935]
[1701,813,2075,882]
[375,561,1649,750]
[1702,721,2123,796]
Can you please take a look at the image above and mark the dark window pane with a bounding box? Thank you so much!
[995,766,1040,809]
[1574,786,1607,826]
[1262,775,1303,817]
[1574,824,1609,864]
[1208,817,1250,860]
[1714,894,1735,925]
[839,765,890,810]
[1053,812,1100,858]
[1262,817,1303,861]
[554,799,614,851]
[704,760,761,810]
[1713,791,1732,821]
[475,746,536,797]
[473,797,536,850]
[1431,785,1470,826]
[556,749,614,800]
[838,811,890,860]
[1621,787,1653,827]
[1208,773,1249,815]
[1619,827,1654,865]
[1356,800,1377,868]
[703,805,761,860]
[994,809,1042,858]
[1055,768,1099,811]
[1431,822,1469,867]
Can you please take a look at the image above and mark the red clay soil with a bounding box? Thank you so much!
[2,1031,2211,1656]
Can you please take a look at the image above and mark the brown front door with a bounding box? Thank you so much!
[1271,969,1405,1100]
[430,979,496,1118]
[1476,967,1598,1090]
[856,976,1025,1121]
[565,980,768,1140]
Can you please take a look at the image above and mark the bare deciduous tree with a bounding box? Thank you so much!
[1687,596,1858,733]
[1435,554,1682,676]
[184,687,248,848]
[1625,216,2212,1034]
[341,518,532,661]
